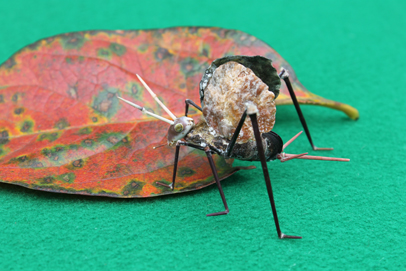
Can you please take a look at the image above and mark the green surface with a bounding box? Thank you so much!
[0,0,405,270]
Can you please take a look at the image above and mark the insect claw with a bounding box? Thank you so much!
[156,181,173,189]
[313,146,334,151]
[279,233,302,239]
[206,210,229,217]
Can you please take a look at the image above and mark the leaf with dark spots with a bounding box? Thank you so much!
[0,27,358,198]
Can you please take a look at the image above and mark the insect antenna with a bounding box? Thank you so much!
[153,144,166,149]
[117,96,175,125]
[136,74,177,120]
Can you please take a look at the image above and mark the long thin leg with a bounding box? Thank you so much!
[204,146,229,217]
[225,109,247,158]
[156,143,181,190]
[279,68,333,151]
[249,112,301,239]
[185,99,202,117]
[156,141,206,190]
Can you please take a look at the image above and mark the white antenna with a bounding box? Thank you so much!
[136,74,177,121]
[117,96,174,125]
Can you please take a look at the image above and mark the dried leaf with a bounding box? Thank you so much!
[0,27,358,197]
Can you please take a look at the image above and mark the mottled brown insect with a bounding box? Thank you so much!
[119,55,349,239]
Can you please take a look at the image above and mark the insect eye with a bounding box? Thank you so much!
[174,123,183,133]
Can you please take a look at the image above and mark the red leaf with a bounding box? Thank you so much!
[0,27,357,197]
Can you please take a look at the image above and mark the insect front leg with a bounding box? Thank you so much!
[249,110,302,239]
[184,99,202,117]
[204,146,229,216]
[156,141,181,190]
[279,68,333,151]
[158,140,229,216]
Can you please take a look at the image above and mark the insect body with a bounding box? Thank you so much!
[118,55,349,239]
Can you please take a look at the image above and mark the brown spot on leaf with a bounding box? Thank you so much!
[11,94,18,102]
[131,85,138,94]
[98,99,112,112]
[72,159,83,167]
[92,117,98,122]
[202,48,209,57]
[84,139,93,146]
[53,155,59,161]
[43,177,53,184]
[4,58,16,69]
[20,122,32,133]
[14,107,24,114]
[56,119,70,130]
[0,130,9,145]
[178,167,196,177]
[18,156,27,162]
[68,86,78,99]
[154,48,172,60]
[107,136,119,145]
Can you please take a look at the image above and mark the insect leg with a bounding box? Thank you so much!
[157,143,181,190]
[225,109,247,158]
[279,68,333,151]
[204,146,229,216]
[157,141,209,190]
[185,99,202,117]
[249,112,302,239]
[170,143,181,190]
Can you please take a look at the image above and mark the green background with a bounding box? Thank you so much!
[0,0,405,270]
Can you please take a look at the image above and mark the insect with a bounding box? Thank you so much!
[118,55,349,239]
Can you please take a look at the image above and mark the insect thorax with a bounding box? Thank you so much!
[185,120,281,162]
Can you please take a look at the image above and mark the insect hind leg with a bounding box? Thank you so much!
[249,111,301,239]
[279,68,333,151]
